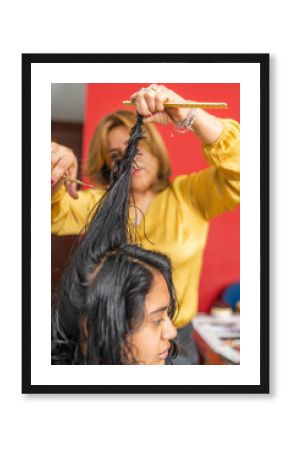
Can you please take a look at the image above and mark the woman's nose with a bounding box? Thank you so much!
[162,318,177,341]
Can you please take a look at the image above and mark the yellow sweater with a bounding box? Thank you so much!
[52,119,240,328]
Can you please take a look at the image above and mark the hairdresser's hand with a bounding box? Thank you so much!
[130,84,189,125]
[51,142,78,199]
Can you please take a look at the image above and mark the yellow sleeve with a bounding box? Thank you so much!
[51,185,105,235]
[174,119,240,221]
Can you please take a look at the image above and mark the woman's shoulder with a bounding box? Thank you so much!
[158,175,196,193]
[169,173,199,194]
[79,187,106,202]
[68,187,107,215]
[154,176,199,205]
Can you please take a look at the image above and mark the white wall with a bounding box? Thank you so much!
[51,83,85,122]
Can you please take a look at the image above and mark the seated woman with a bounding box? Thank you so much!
[52,115,177,365]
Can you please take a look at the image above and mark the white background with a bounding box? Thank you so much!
[0,1,286,450]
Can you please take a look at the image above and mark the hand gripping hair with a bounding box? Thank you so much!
[52,114,178,365]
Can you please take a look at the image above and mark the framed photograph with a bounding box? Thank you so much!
[22,53,269,394]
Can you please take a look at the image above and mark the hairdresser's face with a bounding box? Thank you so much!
[129,272,177,365]
[107,126,159,194]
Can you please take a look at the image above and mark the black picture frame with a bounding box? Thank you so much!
[22,53,269,394]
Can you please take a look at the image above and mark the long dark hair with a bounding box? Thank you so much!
[52,114,178,364]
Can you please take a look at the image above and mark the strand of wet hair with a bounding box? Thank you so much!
[69,114,146,269]
[78,114,157,250]
[128,201,156,247]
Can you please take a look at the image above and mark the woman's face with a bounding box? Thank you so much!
[107,125,159,195]
[128,272,177,365]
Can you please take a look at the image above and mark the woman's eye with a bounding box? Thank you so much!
[153,319,163,326]
[110,152,120,161]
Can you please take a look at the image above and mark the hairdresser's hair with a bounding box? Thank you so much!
[52,114,177,365]
[85,109,171,192]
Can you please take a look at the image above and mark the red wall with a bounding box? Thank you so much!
[82,83,240,312]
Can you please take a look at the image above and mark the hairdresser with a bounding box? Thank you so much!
[51,84,240,365]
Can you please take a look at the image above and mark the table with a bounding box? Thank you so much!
[192,314,240,365]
